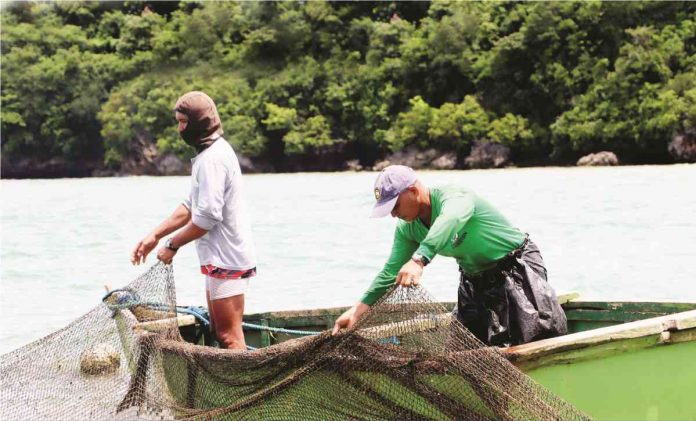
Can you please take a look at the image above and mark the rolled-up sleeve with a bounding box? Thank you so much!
[182,191,192,210]
[191,162,227,230]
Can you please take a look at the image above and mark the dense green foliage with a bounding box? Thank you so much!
[2,1,695,172]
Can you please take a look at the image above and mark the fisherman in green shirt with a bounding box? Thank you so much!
[332,165,567,346]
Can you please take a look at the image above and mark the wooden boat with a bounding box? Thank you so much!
[118,294,696,420]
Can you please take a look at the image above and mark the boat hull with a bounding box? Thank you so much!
[527,340,696,420]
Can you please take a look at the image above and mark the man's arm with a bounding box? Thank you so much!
[131,204,191,265]
[360,226,419,306]
[332,226,417,335]
[156,160,228,264]
[331,301,370,335]
[155,221,208,264]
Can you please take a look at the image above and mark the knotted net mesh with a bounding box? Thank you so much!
[1,264,590,420]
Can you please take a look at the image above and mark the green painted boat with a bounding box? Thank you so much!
[120,294,696,420]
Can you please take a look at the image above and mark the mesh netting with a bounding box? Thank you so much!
[0,263,590,420]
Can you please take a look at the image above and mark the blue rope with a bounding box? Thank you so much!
[377,335,401,345]
[102,288,141,309]
[175,306,210,328]
[241,322,321,336]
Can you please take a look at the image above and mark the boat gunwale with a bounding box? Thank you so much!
[241,298,696,325]
[240,293,587,324]
[122,297,696,371]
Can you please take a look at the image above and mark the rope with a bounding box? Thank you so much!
[175,306,210,328]
[241,322,321,336]
[102,288,141,309]
[103,289,320,336]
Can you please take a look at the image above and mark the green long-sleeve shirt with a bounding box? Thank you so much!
[360,185,526,305]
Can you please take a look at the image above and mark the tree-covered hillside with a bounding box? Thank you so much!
[1,1,695,177]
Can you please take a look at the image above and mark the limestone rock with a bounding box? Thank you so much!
[344,159,363,171]
[80,343,120,375]
[430,152,457,170]
[576,151,619,166]
[464,141,511,169]
[373,148,435,169]
[373,148,456,170]
[154,153,188,175]
[236,154,273,173]
[372,160,392,171]
[668,132,696,162]
[1,156,96,178]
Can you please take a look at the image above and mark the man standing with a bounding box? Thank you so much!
[332,165,567,346]
[131,91,256,350]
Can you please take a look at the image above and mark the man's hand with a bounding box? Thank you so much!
[156,247,177,265]
[332,302,370,335]
[395,258,424,287]
[131,234,158,265]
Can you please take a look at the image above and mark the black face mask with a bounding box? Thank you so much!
[178,115,206,144]
[178,114,216,152]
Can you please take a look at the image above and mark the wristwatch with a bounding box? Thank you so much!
[165,238,179,251]
[412,253,429,267]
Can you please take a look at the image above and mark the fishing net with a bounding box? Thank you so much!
[0,263,590,420]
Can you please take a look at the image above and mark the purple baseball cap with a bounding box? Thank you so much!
[370,165,417,218]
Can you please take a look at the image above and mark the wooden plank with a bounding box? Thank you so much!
[113,308,140,373]
[135,315,196,333]
[357,314,451,340]
[674,310,696,330]
[259,319,271,347]
[514,334,664,371]
[504,309,696,363]
[556,292,580,305]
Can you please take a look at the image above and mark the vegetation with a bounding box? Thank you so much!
[1,1,695,175]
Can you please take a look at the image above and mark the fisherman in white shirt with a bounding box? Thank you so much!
[131,91,257,350]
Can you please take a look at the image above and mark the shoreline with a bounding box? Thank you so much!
[1,161,692,181]
[4,141,691,180]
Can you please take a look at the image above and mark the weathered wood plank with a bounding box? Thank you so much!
[512,334,664,371]
[504,309,696,364]
[135,315,196,332]
[357,314,451,340]
[259,319,271,348]
[556,292,580,305]
[675,310,696,330]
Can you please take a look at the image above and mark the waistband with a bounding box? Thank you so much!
[201,265,257,280]
[460,234,529,279]
[506,234,529,259]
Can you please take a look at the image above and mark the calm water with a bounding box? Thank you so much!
[1,165,695,355]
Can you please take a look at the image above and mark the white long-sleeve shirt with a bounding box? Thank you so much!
[183,138,257,270]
